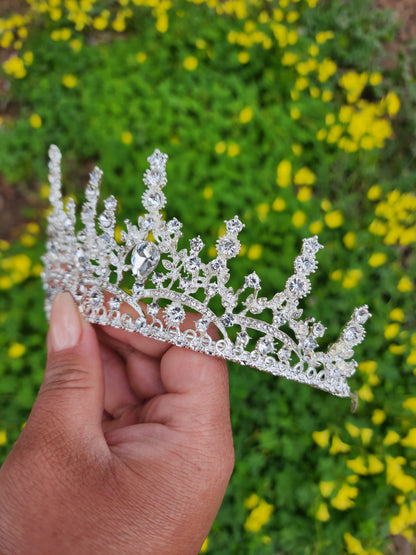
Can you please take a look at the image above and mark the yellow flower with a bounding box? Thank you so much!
[344,532,365,554]
[290,107,301,120]
[276,160,292,188]
[208,245,216,258]
[347,457,367,475]
[93,16,108,30]
[368,252,387,267]
[247,244,262,260]
[227,143,240,157]
[384,323,399,340]
[297,187,312,202]
[397,276,413,292]
[324,210,344,228]
[244,493,260,510]
[156,13,168,33]
[238,51,250,64]
[294,167,316,186]
[368,455,384,474]
[292,210,306,228]
[319,481,335,497]
[322,89,333,102]
[121,131,133,145]
[384,430,400,446]
[358,384,374,402]
[369,72,382,86]
[330,269,342,281]
[291,143,302,156]
[272,197,286,212]
[29,113,42,128]
[385,92,400,117]
[282,51,298,66]
[62,74,78,88]
[401,428,416,449]
[343,231,356,249]
[389,308,405,322]
[20,234,36,248]
[316,502,330,522]
[183,56,198,71]
[256,203,269,222]
[244,499,273,532]
[318,57,337,82]
[359,360,377,374]
[239,106,253,124]
[309,220,323,234]
[360,428,373,445]
[136,52,147,64]
[69,39,82,52]
[331,484,358,510]
[0,430,6,446]
[199,537,209,553]
[312,429,330,448]
[329,436,350,455]
[345,422,360,437]
[316,31,334,44]
[203,187,213,200]
[372,409,386,425]
[342,269,362,289]
[8,342,26,359]
[215,141,226,155]
[308,44,319,57]
[403,398,416,413]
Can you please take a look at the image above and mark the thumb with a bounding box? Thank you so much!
[29,292,104,443]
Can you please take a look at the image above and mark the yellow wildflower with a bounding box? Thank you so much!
[360,428,373,445]
[238,51,250,64]
[319,481,335,497]
[401,429,416,449]
[203,187,213,200]
[200,537,209,553]
[368,252,387,267]
[156,13,168,33]
[358,384,374,402]
[244,493,260,509]
[291,143,302,156]
[297,187,312,202]
[318,57,337,82]
[290,107,301,120]
[276,160,292,188]
[62,74,78,88]
[384,323,399,340]
[136,52,147,63]
[344,532,365,554]
[294,167,316,186]
[30,114,42,128]
[20,234,36,248]
[372,409,386,425]
[385,92,400,117]
[244,499,273,532]
[227,143,240,157]
[309,220,323,234]
[390,308,405,322]
[247,244,262,260]
[345,422,360,438]
[359,360,377,373]
[316,502,330,522]
[369,72,382,86]
[8,342,26,359]
[331,484,359,510]
[121,131,133,145]
[384,430,400,446]
[368,455,384,474]
[184,56,198,71]
[403,398,416,413]
[256,203,269,222]
[272,197,286,212]
[397,276,413,292]
[343,231,356,249]
[292,210,306,228]
[215,141,226,155]
[312,429,330,448]
[342,269,362,289]
[329,436,350,455]
[316,31,334,44]
[282,51,298,66]
[0,430,6,446]
[239,106,253,124]
[324,210,344,228]
[347,457,367,475]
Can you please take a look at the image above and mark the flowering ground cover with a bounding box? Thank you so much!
[0,0,415,552]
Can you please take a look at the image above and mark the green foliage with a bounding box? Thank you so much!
[0,0,415,552]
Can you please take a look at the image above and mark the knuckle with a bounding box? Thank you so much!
[41,355,92,395]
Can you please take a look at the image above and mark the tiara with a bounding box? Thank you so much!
[41,145,371,399]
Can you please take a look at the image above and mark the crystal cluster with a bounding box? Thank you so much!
[42,145,371,398]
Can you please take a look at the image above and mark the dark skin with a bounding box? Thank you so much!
[0,293,234,554]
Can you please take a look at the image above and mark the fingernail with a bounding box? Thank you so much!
[49,292,82,351]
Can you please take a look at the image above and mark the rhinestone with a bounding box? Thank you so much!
[104,196,117,211]
[236,331,249,347]
[343,325,362,343]
[90,290,102,306]
[190,236,204,252]
[75,248,87,266]
[152,272,164,286]
[295,255,316,275]
[132,283,144,296]
[185,257,201,273]
[148,301,159,317]
[165,304,185,325]
[206,283,218,297]
[135,316,146,330]
[77,230,86,242]
[257,336,274,355]
[210,259,223,271]
[195,317,209,332]
[131,241,160,280]
[303,237,323,255]
[278,347,291,362]
[142,190,166,211]
[313,322,326,337]
[179,277,191,290]
[74,285,86,301]
[109,296,121,310]
[217,236,240,258]
[138,215,154,231]
[287,276,309,297]
[221,313,235,327]
[167,218,181,233]
[274,312,286,325]
[245,272,260,288]
[355,306,371,324]
[303,337,318,351]
[226,216,244,234]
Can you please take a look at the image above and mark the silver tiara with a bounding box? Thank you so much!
[42,145,371,398]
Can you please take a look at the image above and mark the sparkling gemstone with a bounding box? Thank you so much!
[99,212,112,229]
[90,290,102,306]
[343,325,362,343]
[135,316,146,330]
[165,304,185,326]
[303,337,318,351]
[131,241,160,280]
[221,312,235,327]
[313,322,326,337]
[274,312,286,326]
[104,196,117,211]
[190,236,204,252]
[278,347,291,362]
[74,285,86,301]
[77,230,86,242]
[355,306,371,324]
[195,317,209,332]
[152,272,164,286]
[185,257,201,273]
[236,331,249,347]
[206,283,218,297]
[287,276,309,297]
[257,336,274,355]
[75,248,87,266]
[138,215,154,231]
[167,218,181,233]
[303,237,323,255]
[132,283,144,296]
[245,272,260,288]
[143,190,166,211]
[148,301,159,317]
[295,255,316,275]
[217,236,240,258]
[179,277,191,290]
[210,259,223,271]
[147,149,166,170]
[226,216,244,234]
[109,296,121,310]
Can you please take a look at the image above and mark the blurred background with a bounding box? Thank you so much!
[0,0,415,552]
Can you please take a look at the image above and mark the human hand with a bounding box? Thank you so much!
[0,292,234,554]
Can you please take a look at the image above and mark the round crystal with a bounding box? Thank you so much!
[278,347,291,362]
[221,313,235,327]
[148,301,159,317]
[99,212,112,229]
[295,255,316,275]
[131,241,160,280]
[226,216,244,234]
[257,337,274,355]
[109,296,121,310]
[190,236,204,252]
[236,331,249,347]
[165,304,185,326]
[217,236,240,258]
[287,276,309,298]
[195,317,209,332]
[343,325,363,343]
[185,257,201,273]
[355,306,370,324]
[245,272,260,288]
